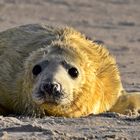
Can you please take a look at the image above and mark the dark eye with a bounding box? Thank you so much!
[32,65,42,76]
[68,67,79,78]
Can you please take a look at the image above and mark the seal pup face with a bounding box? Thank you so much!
[23,40,97,117]
[31,43,85,108]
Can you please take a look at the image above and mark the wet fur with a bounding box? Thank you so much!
[0,24,139,117]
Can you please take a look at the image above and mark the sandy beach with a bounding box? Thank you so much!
[0,0,140,139]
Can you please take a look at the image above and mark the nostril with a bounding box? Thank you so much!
[50,84,55,91]
[44,84,49,91]
[52,84,58,92]
[53,83,61,92]
[41,83,50,92]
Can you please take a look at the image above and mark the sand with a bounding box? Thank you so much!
[0,0,140,139]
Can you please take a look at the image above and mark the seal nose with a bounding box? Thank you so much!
[41,82,61,95]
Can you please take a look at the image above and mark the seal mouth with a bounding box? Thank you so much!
[32,89,66,105]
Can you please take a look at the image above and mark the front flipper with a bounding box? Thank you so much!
[110,91,140,116]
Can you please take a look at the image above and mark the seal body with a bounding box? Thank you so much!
[0,24,139,117]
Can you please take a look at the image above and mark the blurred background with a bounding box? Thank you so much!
[0,0,140,91]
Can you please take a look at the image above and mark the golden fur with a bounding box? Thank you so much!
[0,24,139,117]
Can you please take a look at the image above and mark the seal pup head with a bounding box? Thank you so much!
[24,41,93,117]
[32,43,84,106]
[23,27,122,117]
